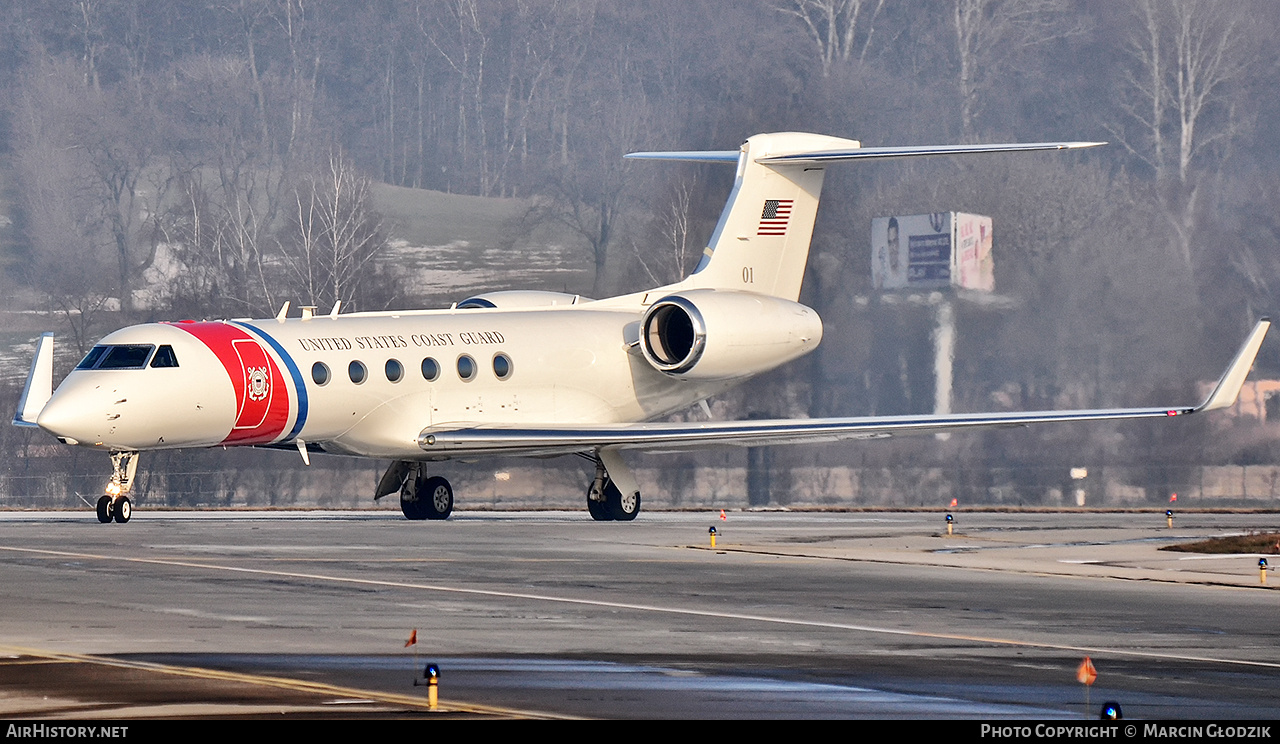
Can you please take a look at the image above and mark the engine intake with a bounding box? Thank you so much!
[642,296,706,373]
[639,290,822,380]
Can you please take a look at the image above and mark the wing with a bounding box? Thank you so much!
[418,319,1270,458]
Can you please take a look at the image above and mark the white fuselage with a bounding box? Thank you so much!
[36,296,822,460]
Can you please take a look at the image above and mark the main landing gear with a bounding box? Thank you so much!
[374,451,643,522]
[585,449,641,521]
[96,451,137,524]
[376,462,454,520]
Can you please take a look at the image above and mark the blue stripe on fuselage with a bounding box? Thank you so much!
[233,321,309,442]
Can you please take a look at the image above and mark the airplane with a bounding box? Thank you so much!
[10,132,1271,524]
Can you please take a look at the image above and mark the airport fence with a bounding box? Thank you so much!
[3,453,1280,510]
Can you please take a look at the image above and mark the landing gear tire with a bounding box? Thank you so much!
[112,497,131,524]
[97,496,113,523]
[605,481,640,521]
[400,472,453,520]
[587,483,611,521]
[400,481,426,520]
[420,476,453,520]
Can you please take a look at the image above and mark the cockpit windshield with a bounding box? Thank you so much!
[75,346,108,370]
[150,345,179,368]
[76,344,157,370]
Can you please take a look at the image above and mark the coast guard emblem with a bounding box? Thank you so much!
[247,366,270,402]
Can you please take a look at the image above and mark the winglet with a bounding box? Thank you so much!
[1197,318,1270,412]
[12,333,54,428]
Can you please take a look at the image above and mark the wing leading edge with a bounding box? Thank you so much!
[418,319,1270,458]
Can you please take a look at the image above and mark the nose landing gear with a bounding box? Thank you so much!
[97,451,137,523]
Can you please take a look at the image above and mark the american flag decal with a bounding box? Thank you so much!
[758,199,793,236]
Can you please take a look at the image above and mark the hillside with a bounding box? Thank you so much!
[372,184,594,306]
[0,184,596,384]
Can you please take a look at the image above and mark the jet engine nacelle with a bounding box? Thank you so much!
[639,289,823,381]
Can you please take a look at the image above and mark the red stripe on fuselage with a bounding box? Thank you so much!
[174,322,291,445]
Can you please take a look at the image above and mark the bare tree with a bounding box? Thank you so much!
[161,52,301,316]
[630,173,704,287]
[950,0,1082,137]
[1110,0,1258,268]
[772,0,886,77]
[277,150,390,311]
[525,76,653,298]
[11,54,169,323]
[418,0,492,194]
[1114,0,1254,184]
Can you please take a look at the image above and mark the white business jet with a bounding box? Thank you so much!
[11,132,1271,523]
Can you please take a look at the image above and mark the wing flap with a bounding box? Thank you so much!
[420,407,1175,457]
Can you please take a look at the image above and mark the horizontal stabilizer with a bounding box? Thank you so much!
[12,333,53,428]
[624,141,1104,167]
[624,150,740,163]
[755,141,1105,165]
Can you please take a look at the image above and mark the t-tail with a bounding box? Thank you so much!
[626,133,1104,301]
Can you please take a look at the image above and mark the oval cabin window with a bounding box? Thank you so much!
[421,357,440,381]
[493,353,512,380]
[456,355,476,381]
[349,361,367,384]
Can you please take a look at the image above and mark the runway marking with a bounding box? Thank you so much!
[3,544,1279,672]
[706,544,1276,588]
[0,643,575,720]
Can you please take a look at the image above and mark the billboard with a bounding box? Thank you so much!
[871,212,992,292]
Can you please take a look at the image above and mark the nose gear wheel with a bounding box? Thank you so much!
[95,452,138,524]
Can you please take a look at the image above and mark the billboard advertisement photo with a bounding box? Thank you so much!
[872,212,992,292]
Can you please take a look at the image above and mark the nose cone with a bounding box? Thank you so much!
[36,385,94,445]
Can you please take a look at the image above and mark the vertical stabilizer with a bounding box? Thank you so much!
[679,133,854,301]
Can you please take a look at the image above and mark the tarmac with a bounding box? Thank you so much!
[1,508,1278,719]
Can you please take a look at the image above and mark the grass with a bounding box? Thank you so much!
[1161,533,1280,554]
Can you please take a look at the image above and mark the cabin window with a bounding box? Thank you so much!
[421,357,440,382]
[150,345,179,368]
[385,359,404,383]
[493,353,512,380]
[348,360,367,384]
[312,362,330,386]
[457,354,476,381]
[97,345,155,370]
